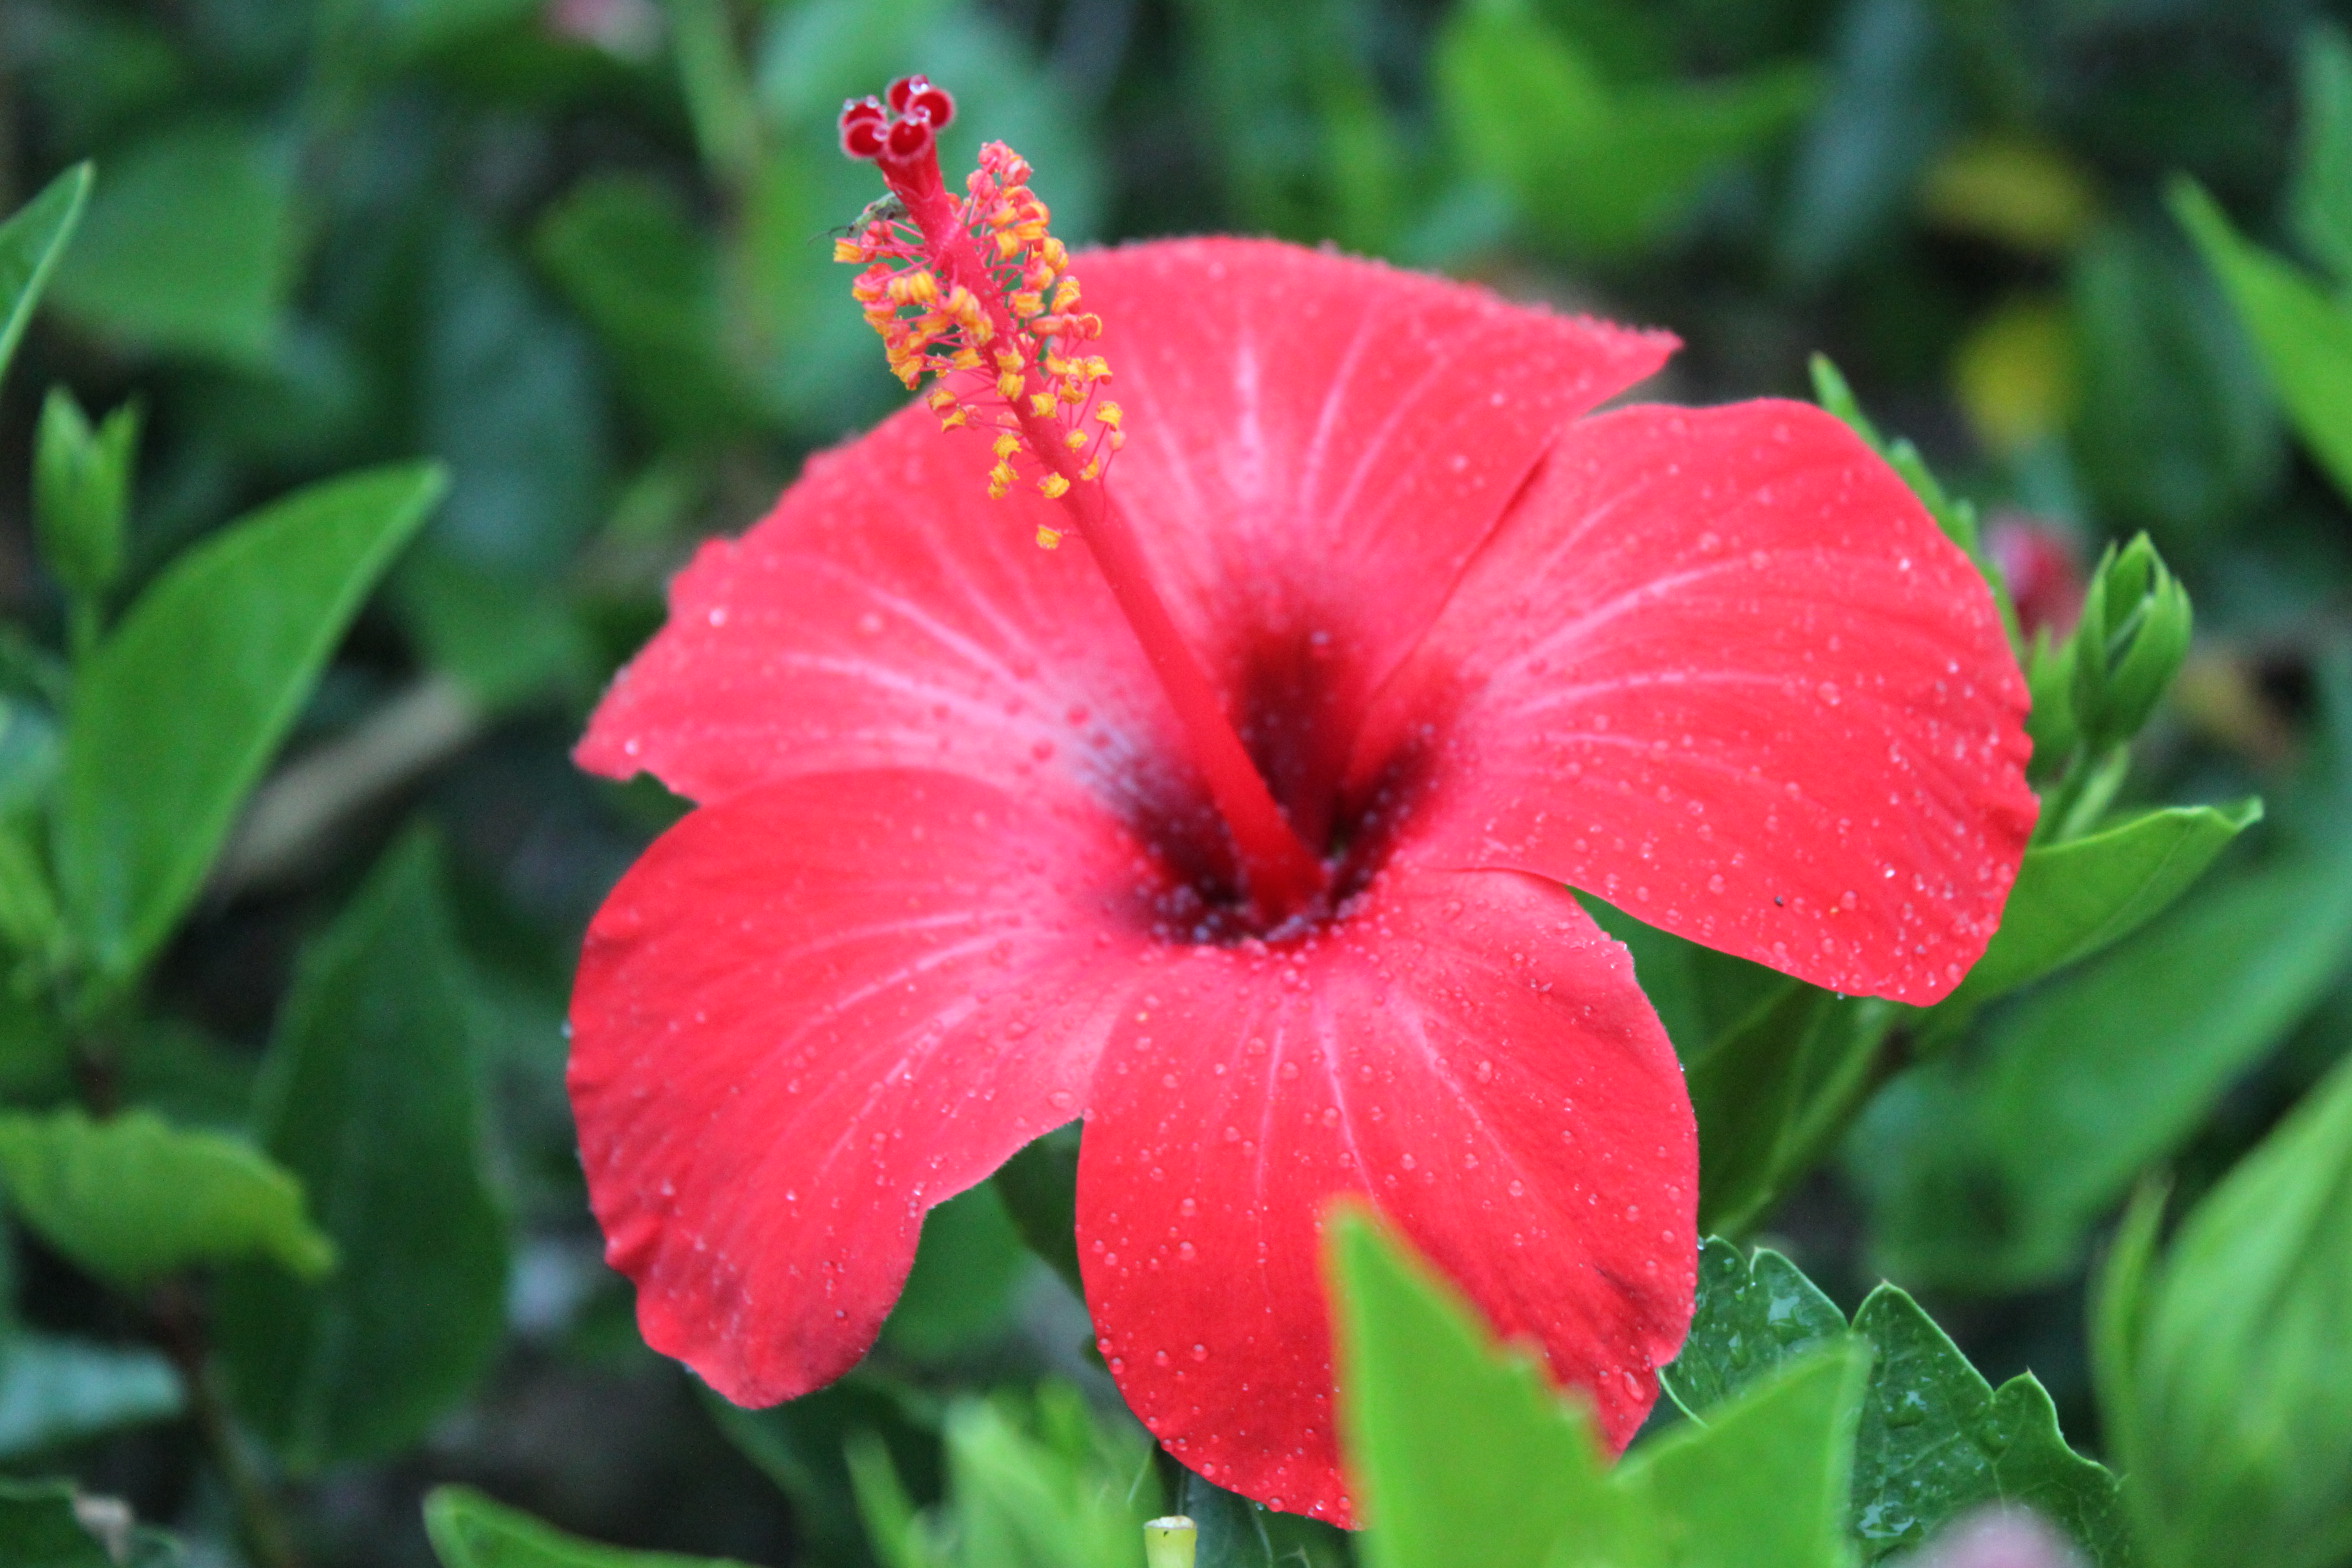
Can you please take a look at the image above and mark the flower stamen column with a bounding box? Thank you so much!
[837,81,1327,922]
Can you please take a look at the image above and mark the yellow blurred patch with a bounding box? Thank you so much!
[1952,295,2079,457]
[1921,137,2100,256]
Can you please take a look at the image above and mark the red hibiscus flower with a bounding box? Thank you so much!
[568,77,2035,1525]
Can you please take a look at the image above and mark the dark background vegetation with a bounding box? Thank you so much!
[0,0,2346,1563]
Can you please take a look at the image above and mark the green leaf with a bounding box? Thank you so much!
[55,462,445,984]
[1177,1471,1349,1568]
[1616,1346,1868,1568]
[0,165,93,394]
[216,833,509,1471]
[1690,986,1897,1236]
[993,1123,1084,1298]
[0,1479,112,1568]
[1438,0,1814,259]
[1659,1238,1845,1420]
[1948,800,2261,1010]
[0,1108,333,1287]
[1331,1207,1631,1568]
[533,175,752,444]
[1664,1238,2129,1565]
[49,119,296,367]
[881,1182,1030,1360]
[1857,845,2352,1290]
[2172,178,2352,506]
[936,1386,1158,1568]
[0,1336,183,1459]
[2104,1050,2352,1568]
[424,1485,750,1568]
[1846,1288,2128,1564]
[2291,24,2352,282]
[2070,221,2282,541]
[706,1374,941,1568]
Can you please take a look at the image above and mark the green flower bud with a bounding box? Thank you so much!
[2070,534,2191,750]
[2095,1052,2352,1568]
[32,387,139,604]
[2022,629,2079,782]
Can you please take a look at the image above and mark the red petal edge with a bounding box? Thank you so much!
[569,768,1161,1403]
[1351,400,2036,1005]
[1077,862,1696,1525]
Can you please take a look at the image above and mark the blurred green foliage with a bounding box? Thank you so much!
[0,0,2344,1565]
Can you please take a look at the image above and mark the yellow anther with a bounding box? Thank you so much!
[1053,277,1082,310]
[1065,428,1088,448]
[996,349,1025,372]
[1041,237,1068,269]
[938,407,969,429]
[951,347,983,370]
[1035,525,1063,549]
[1058,381,1087,404]
[1029,392,1058,417]
[1086,357,1111,380]
[1079,459,1101,481]
[1097,402,1123,429]
[993,432,1021,459]
[989,460,1017,488]
[1039,473,1070,499]
[996,231,1023,260]
[1044,354,1072,376]
[1010,291,1044,318]
[833,238,864,264]
[998,371,1026,399]
[927,386,958,412]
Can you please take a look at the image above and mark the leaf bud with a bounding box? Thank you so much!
[32,387,139,604]
[2070,534,2190,750]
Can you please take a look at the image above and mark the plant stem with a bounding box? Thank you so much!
[153,1281,304,1568]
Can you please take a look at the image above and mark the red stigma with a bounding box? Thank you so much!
[838,76,955,167]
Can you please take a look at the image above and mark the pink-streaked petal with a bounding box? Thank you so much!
[1090,239,1674,831]
[1350,400,2036,1005]
[1076,863,1695,1524]
[569,768,1164,1405]
[575,418,1197,831]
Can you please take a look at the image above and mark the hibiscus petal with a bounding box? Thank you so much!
[574,419,1197,828]
[1351,400,2036,1005]
[1091,240,1673,831]
[1077,863,1695,1524]
[569,767,1163,1405]
[578,241,1672,849]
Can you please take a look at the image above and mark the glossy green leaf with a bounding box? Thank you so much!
[2291,24,2352,282]
[938,1386,1158,1568]
[2101,1050,2352,1568]
[0,1336,182,1459]
[217,833,509,1471]
[1858,845,2352,1290]
[0,1109,332,1287]
[2173,178,2352,505]
[0,1479,112,1568]
[424,1485,750,1568]
[55,462,445,984]
[48,119,295,366]
[1659,1238,1844,1419]
[0,165,92,393]
[1949,800,2260,1010]
[1665,1239,2128,1565]
[1846,1288,2127,1564]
